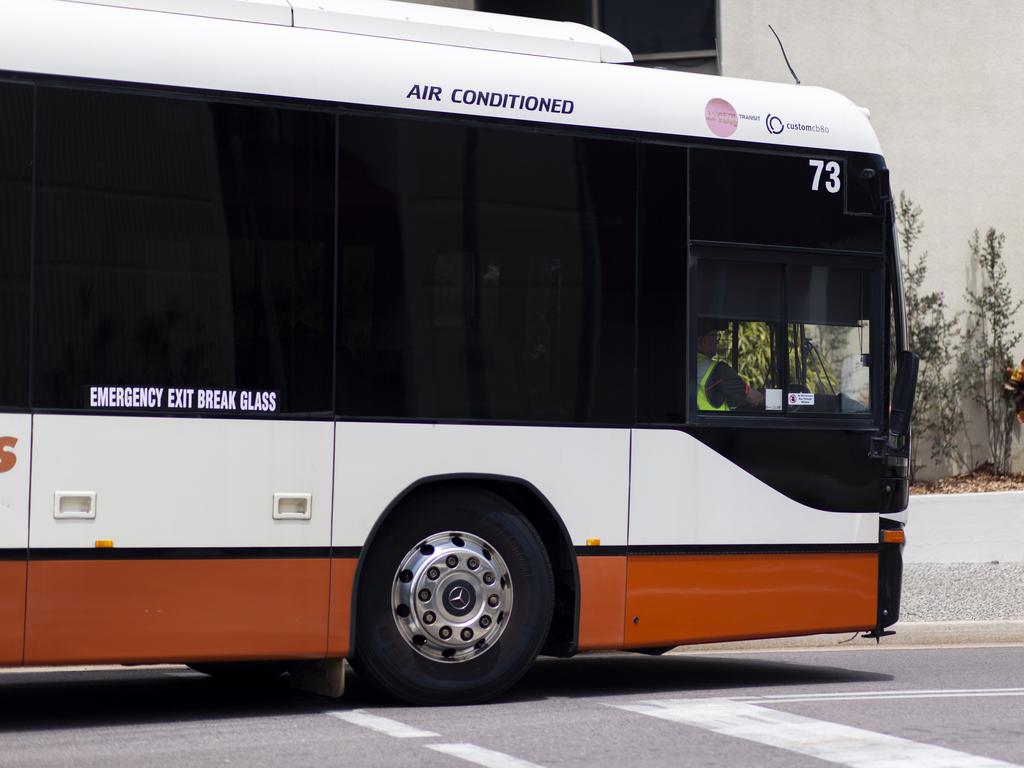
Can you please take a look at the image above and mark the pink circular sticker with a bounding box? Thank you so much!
[705,98,738,138]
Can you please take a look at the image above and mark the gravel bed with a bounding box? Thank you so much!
[901,562,1024,622]
[911,466,1024,494]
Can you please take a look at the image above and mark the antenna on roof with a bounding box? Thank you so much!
[768,24,800,85]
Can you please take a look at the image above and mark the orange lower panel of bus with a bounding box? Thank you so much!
[327,557,357,657]
[0,561,26,665]
[618,552,878,648]
[576,556,628,650]
[17,552,875,664]
[23,558,341,665]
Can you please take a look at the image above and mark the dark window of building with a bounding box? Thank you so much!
[0,82,32,409]
[476,0,590,24]
[337,115,636,423]
[33,87,334,413]
[600,0,715,54]
[637,142,687,423]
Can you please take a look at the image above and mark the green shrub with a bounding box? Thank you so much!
[959,228,1022,475]
[897,193,968,479]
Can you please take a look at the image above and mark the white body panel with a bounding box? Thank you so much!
[0,414,30,551]
[73,0,631,62]
[75,0,293,25]
[333,423,630,547]
[3,1,882,154]
[290,0,632,63]
[30,415,333,549]
[629,429,877,545]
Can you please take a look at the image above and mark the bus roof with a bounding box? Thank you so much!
[3,0,882,155]
[68,0,634,63]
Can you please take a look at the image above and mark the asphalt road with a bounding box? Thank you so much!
[1,646,1022,767]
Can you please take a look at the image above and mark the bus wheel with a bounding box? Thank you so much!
[353,487,553,705]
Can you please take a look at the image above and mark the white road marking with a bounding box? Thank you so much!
[678,642,1024,654]
[427,743,547,768]
[733,687,1024,703]
[612,698,1021,768]
[327,709,439,738]
[327,711,546,766]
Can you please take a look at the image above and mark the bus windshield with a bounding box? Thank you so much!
[696,255,879,416]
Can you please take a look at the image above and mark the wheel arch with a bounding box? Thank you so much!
[348,473,580,659]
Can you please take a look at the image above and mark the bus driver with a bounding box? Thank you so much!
[696,319,765,412]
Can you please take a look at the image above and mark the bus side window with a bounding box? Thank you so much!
[33,88,335,414]
[337,116,635,424]
[0,83,32,409]
[637,143,687,423]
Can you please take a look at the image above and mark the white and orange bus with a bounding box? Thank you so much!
[0,0,916,704]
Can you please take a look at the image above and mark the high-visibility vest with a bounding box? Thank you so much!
[697,353,729,412]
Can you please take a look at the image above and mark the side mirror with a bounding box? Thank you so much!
[889,350,919,445]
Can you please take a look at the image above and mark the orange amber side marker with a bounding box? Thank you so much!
[881,529,905,545]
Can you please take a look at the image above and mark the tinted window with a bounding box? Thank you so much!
[787,265,874,414]
[637,143,687,423]
[694,253,878,418]
[337,116,636,423]
[697,260,784,321]
[0,83,32,408]
[601,0,715,54]
[34,88,334,414]
[691,149,883,252]
[696,261,784,414]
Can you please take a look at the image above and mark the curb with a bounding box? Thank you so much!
[906,491,1024,564]
[666,620,1024,654]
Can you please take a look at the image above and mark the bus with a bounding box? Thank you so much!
[0,0,917,705]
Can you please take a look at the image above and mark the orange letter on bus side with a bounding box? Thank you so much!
[0,437,17,473]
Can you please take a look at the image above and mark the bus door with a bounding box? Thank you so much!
[22,85,337,665]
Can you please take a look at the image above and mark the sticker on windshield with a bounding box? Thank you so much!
[765,389,783,411]
[788,392,815,406]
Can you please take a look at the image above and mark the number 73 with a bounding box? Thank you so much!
[809,159,841,193]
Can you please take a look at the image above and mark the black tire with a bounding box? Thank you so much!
[353,486,553,705]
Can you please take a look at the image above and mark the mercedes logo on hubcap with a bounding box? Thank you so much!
[442,579,477,617]
[449,587,469,609]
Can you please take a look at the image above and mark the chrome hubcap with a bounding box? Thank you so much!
[392,531,512,662]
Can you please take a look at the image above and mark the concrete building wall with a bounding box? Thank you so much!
[720,1,1024,472]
